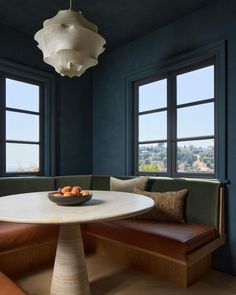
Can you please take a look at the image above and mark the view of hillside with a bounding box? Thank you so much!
[139,143,214,173]
[7,162,39,173]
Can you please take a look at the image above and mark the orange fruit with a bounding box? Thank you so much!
[81,191,90,197]
[63,192,74,197]
[71,187,80,195]
[73,186,82,192]
[61,186,72,194]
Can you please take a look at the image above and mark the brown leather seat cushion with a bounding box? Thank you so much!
[86,219,216,260]
[0,272,27,295]
[0,222,59,252]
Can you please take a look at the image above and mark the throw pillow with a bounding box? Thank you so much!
[134,187,188,222]
[110,176,149,193]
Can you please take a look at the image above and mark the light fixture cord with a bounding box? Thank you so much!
[70,0,72,10]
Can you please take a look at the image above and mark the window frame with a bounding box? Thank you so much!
[127,41,226,180]
[0,59,56,177]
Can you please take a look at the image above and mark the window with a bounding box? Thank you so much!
[5,78,41,174]
[0,59,55,176]
[137,78,168,173]
[135,60,217,177]
[176,65,215,175]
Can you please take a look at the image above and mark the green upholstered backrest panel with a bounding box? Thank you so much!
[149,177,221,228]
[55,175,92,190]
[0,177,55,197]
[92,175,134,190]
[92,175,110,190]
[92,175,221,228]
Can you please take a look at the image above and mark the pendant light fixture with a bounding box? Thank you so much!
[34,0,106,77]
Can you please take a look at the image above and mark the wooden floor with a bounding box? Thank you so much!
[15,253,236,295]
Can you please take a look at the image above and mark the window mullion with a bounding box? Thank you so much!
[214,60,219,179]
[5,107,40,116]
[0,75,4,175]
[0,76,6,176]
[134,81,139,175]
[39,83,44,176]
[168,72,177,177]
[6,141,41,145]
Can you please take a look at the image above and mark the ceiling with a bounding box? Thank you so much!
[0,0,217,49]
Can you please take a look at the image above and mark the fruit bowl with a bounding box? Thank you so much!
[47,192,93,206]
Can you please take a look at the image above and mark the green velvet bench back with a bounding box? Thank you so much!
[92,175,222,229]
[148,177,221,228]
[0,177,55,197]
[0,175,93,198]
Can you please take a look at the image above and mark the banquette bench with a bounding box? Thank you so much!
[0,175,225,288]
[85,176,226,287]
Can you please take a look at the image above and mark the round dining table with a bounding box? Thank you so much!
[0,190,154,295]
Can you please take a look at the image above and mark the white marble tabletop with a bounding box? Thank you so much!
[0,190,154,224]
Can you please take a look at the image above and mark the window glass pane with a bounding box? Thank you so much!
[139,79,167,112]
[139,111,167,142]
[177,103,214,138]
[6,111,39,142]
[6,78,39,112]
[6,143,39,173]
[139,143,167,172]
[177,139,214,173]
[177,65,214,105]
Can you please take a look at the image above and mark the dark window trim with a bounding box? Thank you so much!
[0,58,56,177]
[125,41,226,180]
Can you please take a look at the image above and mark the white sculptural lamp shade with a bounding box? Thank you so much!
[34,9,106,77]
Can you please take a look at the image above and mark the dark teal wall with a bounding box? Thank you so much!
[57,74,92,175]
[92,0,236,274]
[0,24,93,176]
